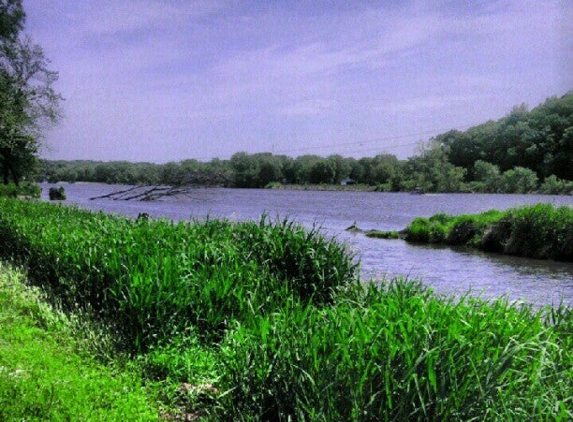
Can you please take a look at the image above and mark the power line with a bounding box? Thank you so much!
[192,123,474,161]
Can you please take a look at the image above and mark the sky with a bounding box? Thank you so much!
[23,0,572,163]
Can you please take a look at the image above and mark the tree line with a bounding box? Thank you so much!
[39,91,572,194]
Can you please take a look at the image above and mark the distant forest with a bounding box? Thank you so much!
[40,91,573,194]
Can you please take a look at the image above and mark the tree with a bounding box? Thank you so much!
[0,0,24,40]
[230,152,260,188]
[402,140,467,192]
[473,160,502,192]
[501,167,538,193]
[0,2,62,184]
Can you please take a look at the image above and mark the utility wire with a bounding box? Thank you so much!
[191,123,474,161]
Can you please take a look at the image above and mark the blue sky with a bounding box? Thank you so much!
[24,0,572,163]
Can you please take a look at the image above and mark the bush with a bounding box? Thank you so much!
[49,186,66,200]
[0,183,41,198]
[539,175,573,195]
[403,217,431,242]
[501,167,538,193]
[503,204,573,260]
[446,217,479,245]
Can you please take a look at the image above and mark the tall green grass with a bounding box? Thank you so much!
[403,204,573,261]
[219,281,572,421]
[0,198,571,420]
[0,199,357,352]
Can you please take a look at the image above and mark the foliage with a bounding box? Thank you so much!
[48,186,65,200]
[402,204,573,261]
[0,1,24,40]
[0,200,358,351]
[539,175,573,195]
[29,91,570,194]
[436,91,573,181]
[399,140,467,193]
[500,166,539,193]
[219,281,572,421]
[0,181,39,197]
[0,1,62,185]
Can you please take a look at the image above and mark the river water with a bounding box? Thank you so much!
[41,183,573,308]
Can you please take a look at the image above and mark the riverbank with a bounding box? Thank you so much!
[1,197,571,420]
[399,203,573,262]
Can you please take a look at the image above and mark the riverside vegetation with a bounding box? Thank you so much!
[401,203,573,262]
[0,198,572,420]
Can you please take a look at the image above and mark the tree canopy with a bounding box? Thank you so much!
[435,92,573,180]
[0,0,62,184]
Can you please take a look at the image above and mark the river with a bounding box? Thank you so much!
[41,183,573,308]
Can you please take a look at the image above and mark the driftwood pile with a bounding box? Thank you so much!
[90,185,194,201]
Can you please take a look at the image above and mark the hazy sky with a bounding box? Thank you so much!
[24,0,572,163]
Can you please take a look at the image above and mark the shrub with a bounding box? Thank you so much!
[48,186,66,200]
[0,183,41,198]
[403,204,572,262]
[500,167,538,193]
[446,216,479,245]
[503,204,573,260]
[539,175,573,195]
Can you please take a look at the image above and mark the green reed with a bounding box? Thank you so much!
[0,199,357,351]
[219,281,572,421]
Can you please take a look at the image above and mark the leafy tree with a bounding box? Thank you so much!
[402,141,467,192]
[309,158,335,184]
[0,0,23,39]
[257,153,283,187]
[473,160,502,193]
[500,167,539,193]
[230,152,260,188]
[0,2,62,184]
[326,154,351,184]
[292,155,321,184]
[437,93,572,182]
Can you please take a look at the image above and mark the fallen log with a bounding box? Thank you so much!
[90,185,194,201]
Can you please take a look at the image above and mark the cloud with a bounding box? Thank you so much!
[24,0,570,161]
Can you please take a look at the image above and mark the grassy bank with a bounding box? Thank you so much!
[0,263,161,421]
[402,203,573,261]
[0,198,571,420]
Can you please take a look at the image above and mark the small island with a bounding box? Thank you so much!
[363,203,573,262]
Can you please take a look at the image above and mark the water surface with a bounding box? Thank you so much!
[43,183,573,308]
